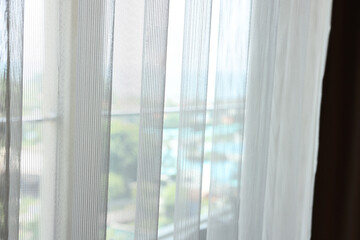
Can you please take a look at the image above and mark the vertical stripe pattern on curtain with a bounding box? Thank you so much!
[70,0,115,239]
[0,0,24,239]
[174,0,212,239]
[134,0,169,239]
[54,0,78,239]
[206,0,251,239]
[0,0,334,239]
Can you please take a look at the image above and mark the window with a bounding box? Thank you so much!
[2,0,332,239]
[19,0,246,239]
[106,0,218,237]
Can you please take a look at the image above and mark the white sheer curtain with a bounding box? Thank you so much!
[0,0,332,239]
[239,0,332,239]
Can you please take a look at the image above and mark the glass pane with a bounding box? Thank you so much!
[107,116,139,240]
[106,0,144,239]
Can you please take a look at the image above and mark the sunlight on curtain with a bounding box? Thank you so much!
[207,0,251,239]
[105,1,144,239]
[157,1,185,236]
[0,0,333,239]
[239,0,333,239]
[173,0,212,239]
[20,0,48,239]
[18,0,115,239]
[134,0,170,239]
[157,1,220,237]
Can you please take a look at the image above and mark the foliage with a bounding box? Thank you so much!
[109,119,139,183]
[106,227,133,240]
[163,182,176,220]
[108,172,126,201]
[163,113,179,128]
[19,197,39,240]
[25,220,39,240]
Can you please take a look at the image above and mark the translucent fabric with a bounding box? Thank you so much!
[17,0,115,239]
[134,0,169,239]
[70,0,115,239]
[0,0,333,239]
[0,1,24,239]
[206,0,251,239]
[239,0,333,239]
[173,0,212,239]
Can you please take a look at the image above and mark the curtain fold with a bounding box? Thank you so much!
[18,0,115,239]
[239,0,332,239]
[0,0,24,239]
[173,0,212,239]
[237,0,280,238]
[0,0,333,239]
[206,0,250,239]
[134,0,169,239]
[69,0,115,239]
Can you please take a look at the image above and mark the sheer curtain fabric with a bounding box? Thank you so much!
[0,0,332,239]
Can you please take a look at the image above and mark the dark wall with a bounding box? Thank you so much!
[311,0,360,239]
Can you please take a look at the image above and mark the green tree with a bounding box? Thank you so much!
[108,172,126,201]
[109,120,139,180]
[163,182,176,220]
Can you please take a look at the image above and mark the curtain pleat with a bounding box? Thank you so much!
[237,0,280,238]
[134,0,169,239]
[54,0,78,239]
[0,0,24,239]
[206,0,251,239]
[70,0,115,239]
[260,0,313,237]
[0,0,333,239]
[173,0,212,239]
[239,0,332,239]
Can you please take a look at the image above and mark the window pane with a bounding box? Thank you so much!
[106,0,144,239]
[107,116,139,239]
